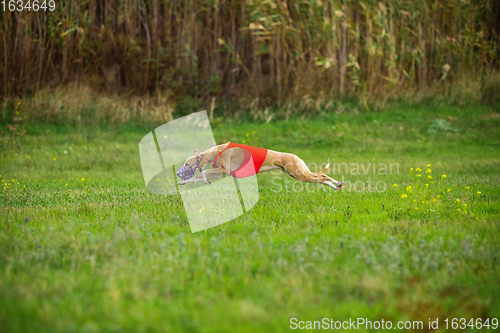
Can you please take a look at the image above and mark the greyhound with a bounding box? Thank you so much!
[175,142,345,190]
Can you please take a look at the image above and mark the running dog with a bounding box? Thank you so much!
[176,142,345,190]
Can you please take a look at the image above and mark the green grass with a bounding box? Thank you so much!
[1,103,499,332]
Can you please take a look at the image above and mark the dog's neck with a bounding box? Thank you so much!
[199,145,222,168]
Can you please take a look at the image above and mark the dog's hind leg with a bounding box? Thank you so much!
[277,154,345,189]
[322,180,341,190]
[258,165,282,174]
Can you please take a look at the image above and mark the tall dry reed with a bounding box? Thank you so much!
[1,0,499,102]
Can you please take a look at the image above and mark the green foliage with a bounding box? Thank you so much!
[481,75,500,107]
[174,95,203,117]
[0,103,499,332]
[427,119,457,135]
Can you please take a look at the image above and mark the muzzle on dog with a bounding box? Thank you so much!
[176,159,202,180]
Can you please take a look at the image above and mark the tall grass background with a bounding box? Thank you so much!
[1,0,499,125]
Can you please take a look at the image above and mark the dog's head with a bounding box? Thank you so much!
[176,149,203,180]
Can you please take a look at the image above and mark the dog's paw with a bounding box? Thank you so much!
[337,181,346,188]
[177,180,188,185]
[204,180,212,185]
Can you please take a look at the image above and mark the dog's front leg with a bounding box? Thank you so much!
[201,168,225,185]
[177,175,203,185]
[177,172,221,185]
[201,170,210,184]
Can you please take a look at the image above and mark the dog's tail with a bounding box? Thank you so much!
[319,163,330,174]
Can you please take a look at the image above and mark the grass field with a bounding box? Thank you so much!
[1,103,499,332]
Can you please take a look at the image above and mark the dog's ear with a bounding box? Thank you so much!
[194,149,202,160]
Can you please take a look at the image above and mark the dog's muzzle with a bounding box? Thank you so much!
[176,159,202,180]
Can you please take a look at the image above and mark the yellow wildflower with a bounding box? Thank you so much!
[53,158,56,161]
[447,189,451,192]
[401,194,407,198]
[425,184,428,186]
[416,168,421,172]
[417,174,421,177]
[441,174,446,179]
[426,168,431,173]
[466,186,470,190]
[81,178,85,181]
[406,185,412,191]
[393,184,398,187]
[456,199,460,203]
[477,191,481,194]
[426,164,431,167]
